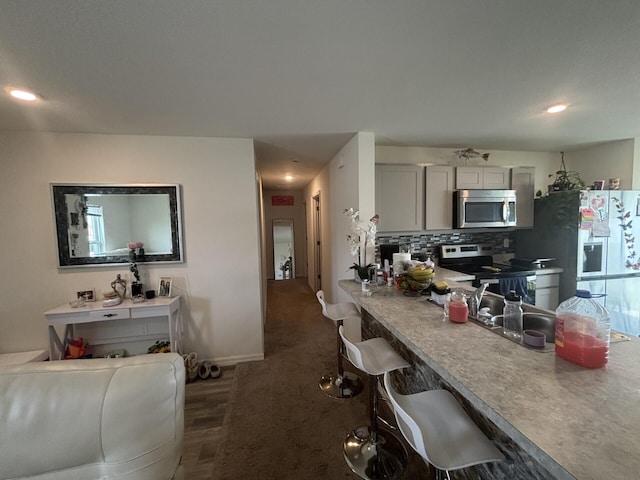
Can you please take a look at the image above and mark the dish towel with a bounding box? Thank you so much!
[498,277,528,299]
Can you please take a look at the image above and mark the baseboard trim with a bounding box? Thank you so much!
[199,353,264,367]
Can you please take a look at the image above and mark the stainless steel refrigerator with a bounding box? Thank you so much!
[516,190,640,336]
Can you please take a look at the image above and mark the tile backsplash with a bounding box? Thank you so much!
[376,230,516,262]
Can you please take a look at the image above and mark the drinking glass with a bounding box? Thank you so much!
[442,293,452,320]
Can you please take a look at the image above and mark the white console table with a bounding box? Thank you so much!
[44,297,183,360]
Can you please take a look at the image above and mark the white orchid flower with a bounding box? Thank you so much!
[344,207,380,274]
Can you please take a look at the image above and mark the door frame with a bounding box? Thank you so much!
[313,193,322,291]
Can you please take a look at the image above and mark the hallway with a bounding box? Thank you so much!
[185,277,430,479]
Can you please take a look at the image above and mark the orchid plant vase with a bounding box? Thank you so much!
[344,208,379,282]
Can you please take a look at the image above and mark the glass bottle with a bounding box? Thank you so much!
[448,290,469,323]
[503,291,523,339]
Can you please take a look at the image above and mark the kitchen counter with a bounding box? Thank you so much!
[340,269,640,480]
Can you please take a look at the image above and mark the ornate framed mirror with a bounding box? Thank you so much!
[51,183,184,267]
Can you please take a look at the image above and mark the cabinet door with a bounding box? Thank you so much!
[535,288,560,310]
[483,167,511,189]
[425,165,454,230]
[511,167,535,228]
[455,167,483,189]
[536,273,559,289]
[375,164,424,231]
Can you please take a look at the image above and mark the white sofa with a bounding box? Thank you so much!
[0,353,185,480]
[0,350,48,367]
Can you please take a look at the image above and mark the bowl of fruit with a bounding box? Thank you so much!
[395,263,435,292]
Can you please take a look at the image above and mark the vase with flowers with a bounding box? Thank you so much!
[128,242,145,297]
[344,208,379,282]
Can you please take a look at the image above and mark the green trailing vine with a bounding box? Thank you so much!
[548,151,586,191]
[611,196,639,270]
[533,151,585,230]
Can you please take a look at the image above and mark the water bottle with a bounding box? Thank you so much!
[555,290,610,368]
[503,291,523,339]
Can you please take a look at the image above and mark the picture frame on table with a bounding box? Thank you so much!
[76,289,96,302]
[158,276,173,297]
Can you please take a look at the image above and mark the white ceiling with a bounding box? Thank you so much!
[1,1,639,189]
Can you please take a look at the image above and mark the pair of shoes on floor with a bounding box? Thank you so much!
[197,360,221,380]
[182,352,198,382]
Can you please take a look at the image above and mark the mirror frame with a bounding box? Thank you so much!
[51,183,184,268]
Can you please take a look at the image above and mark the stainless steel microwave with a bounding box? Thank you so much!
[453,190,517,228]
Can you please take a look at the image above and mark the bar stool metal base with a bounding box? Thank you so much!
[319,371,364,398]
[343,426,408,480]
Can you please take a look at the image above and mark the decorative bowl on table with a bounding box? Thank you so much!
[395,265,434,292]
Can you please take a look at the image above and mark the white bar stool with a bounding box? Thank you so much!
[339,325,410,480]
[383,371,505,480]
[315,290,364,398]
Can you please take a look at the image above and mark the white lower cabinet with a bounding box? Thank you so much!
[535,273,560,310]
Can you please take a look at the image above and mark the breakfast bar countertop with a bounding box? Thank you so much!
[339,270,640,480]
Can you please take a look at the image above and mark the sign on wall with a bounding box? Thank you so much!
[272,195,294,206]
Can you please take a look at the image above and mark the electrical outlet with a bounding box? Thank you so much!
[503,238,510,248]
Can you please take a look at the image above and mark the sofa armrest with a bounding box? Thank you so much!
[0,353,185,480]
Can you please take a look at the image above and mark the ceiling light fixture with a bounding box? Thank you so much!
[284,175,293,181]
[545,103,567,114]
[6,88,39,102]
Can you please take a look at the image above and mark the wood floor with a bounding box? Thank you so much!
[182,366,235,479]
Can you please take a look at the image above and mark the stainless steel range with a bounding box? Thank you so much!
[439,243,536,303]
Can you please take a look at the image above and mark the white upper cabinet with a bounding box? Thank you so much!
[511,166,535,228]
[375,163,533,231]
[425,165,454,230]
[456,166,510,189]
[375,164,424,231]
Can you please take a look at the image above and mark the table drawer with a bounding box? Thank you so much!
[89,308,131,321]
[131,306,169,318]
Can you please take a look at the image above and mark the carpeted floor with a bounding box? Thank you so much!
[211,278,431,479]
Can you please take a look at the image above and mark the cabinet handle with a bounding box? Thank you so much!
[103,313,118,318]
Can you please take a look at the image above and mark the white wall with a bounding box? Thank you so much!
[565,139,635,190]
[0,132,264,365]
[304,132,376,342]
[375,146,558,195]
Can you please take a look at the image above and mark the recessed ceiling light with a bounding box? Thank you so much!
[6,87,39,102]
[545,104,567,114]
[284,175,294,181]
